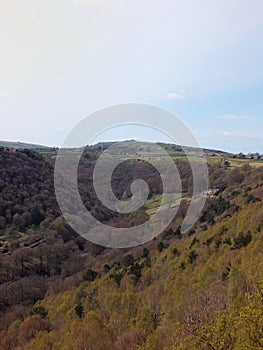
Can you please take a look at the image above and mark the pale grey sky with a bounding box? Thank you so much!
[0,0,263,152]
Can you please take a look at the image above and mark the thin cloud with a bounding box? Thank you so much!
[166,89,185,100]
[219,114,237,120]
[240,115,254,120]
[223,131,261,139]
[218,114,254,121]
[0,91,8,98]
[74,0,108,4]
[223,131,236,137]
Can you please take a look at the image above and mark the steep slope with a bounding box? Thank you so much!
[0,145,263,349]
[1,168,263,349]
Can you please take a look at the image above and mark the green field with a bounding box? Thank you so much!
[228,157,263,168]
[144,193,183,216]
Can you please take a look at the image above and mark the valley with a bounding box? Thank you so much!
[0,142,263,349]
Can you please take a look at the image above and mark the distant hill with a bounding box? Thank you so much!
[0,139,230,154]
[0,140,51,150]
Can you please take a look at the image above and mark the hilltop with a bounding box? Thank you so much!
[0,140,51,151]
[2,138,263,167]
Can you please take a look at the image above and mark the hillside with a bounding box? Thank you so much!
[0,144,263,349]
[0,141,51,151]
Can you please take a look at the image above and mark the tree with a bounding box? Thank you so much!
[61,312,114,350]
[75,302,84,319]
[82,269,98,282]
[18,315,50,345]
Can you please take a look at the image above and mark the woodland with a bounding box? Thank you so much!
[0,144,263,349]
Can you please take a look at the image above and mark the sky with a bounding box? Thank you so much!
[0,0,262,153]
